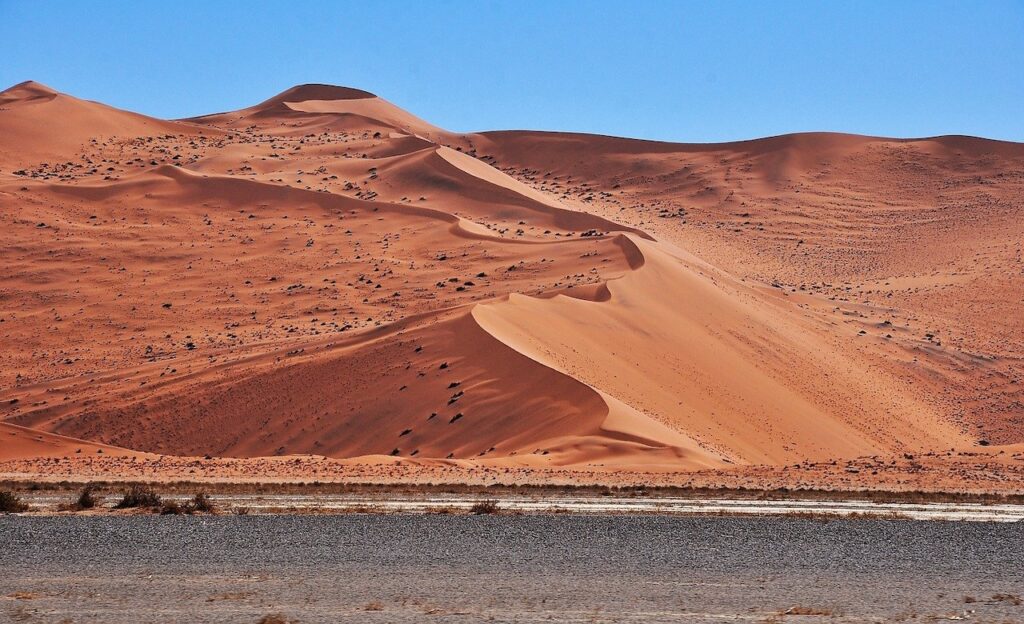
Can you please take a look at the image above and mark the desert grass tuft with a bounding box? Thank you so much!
[114,485,161,509]
[469,499,500,515]
[0,490,29,513]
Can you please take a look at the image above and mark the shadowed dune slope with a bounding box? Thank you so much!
[19,308,722,469]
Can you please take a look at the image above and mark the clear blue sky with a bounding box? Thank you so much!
[3,1,1022,142]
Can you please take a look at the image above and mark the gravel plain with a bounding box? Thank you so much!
[2,514,1023,623]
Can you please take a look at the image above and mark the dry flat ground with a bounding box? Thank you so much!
[3,515,1024,623]
[1,81,1022,493]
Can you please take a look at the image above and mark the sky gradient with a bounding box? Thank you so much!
[3,1,1022,143]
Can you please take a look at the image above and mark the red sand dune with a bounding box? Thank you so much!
[0,422,137,460]
[2,81,1022,482]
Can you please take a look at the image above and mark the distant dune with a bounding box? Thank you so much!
[1,81,1021,485]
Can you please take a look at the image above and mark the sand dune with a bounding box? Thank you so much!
[186,83,448,141]
[0,422,136,461]
[475,235,967,465]
[0,81,219,166]
[477,129,1024,446]
[1,80,1021,482]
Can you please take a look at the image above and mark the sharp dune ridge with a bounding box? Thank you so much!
[1,80,1022,483]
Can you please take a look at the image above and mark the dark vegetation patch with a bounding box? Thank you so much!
[0,490,29,513]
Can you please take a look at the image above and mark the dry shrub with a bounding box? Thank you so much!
[0,491,28,513]
[191,492,215,513]
[114,485,161,509]
[469,499,500,515]
[75,486,98,509]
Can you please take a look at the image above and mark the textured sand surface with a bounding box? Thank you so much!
[1,81,1021,489]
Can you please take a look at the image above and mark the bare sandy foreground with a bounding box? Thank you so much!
[2,438,1023,495]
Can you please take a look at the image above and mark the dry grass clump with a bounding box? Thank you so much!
[0,490,29,513]
[59,486,101,511]
[191,492,215,513]
[111,486,216,514]
[160,500,187,515]
[469,499,500,515]
[114,485,162,509]
[160,493,217,515]
[76,486,99,509]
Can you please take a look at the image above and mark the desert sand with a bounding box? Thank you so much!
[1,81,1022,492]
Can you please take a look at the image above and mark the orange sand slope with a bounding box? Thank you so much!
[0,423,137,461]
[1,81,1021,475]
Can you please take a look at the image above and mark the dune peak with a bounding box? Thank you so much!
[0,80,61,102]
[260,83,377,107]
